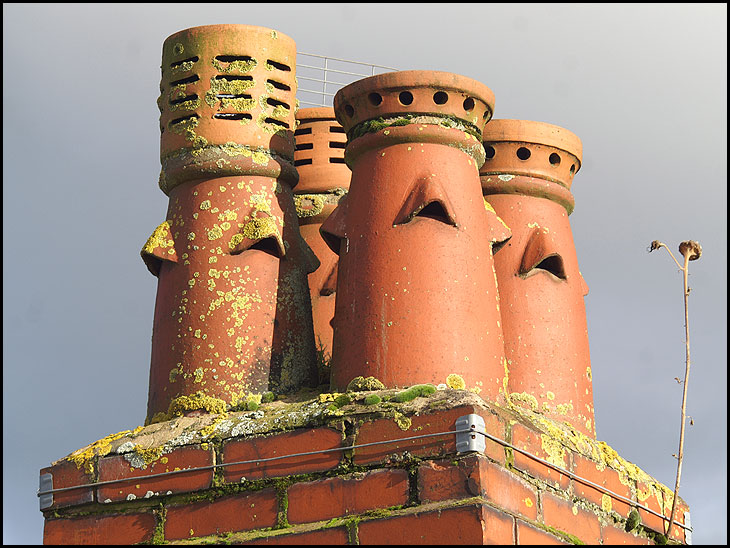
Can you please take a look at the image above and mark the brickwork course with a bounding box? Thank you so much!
[40,390,688,545]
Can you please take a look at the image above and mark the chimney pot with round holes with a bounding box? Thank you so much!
[480,119,595,436]
[322,71,511,397]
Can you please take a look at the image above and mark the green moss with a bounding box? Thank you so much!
[625,508,641,532]
[261,391,275,404]
[347,113,482,142]
[346,376,386,392]
[363,394,382,406]
[391,384,437,403]
[151,504,166,544]
[539,523,586,545]
[348,116,413,141]
[275,480,291,529]
[333,393,352,408]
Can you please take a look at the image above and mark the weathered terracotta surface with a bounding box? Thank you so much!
[323,71,510,397]
[480,119,595,436]
[143,25,318,422]
[293,108,350,362]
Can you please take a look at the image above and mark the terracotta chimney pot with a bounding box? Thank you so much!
[293,108,350,364]
[143,24,318,423]
[480,119,595,436]
[322,71,510,398]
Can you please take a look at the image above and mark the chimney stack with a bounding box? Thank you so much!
[38,27,691,547]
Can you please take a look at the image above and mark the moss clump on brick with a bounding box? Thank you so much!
[391,384,437,403]
[363,394,382,406]
[151,504,166,544]
[346,376,386,392]
[539,523,586,545]
[274,479,292,529]
[625,508,641,532]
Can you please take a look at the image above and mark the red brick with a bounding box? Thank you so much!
[223,428,343,483]
[665,498,689,543]
[243,527,349,545]
[354,405,482,466]
[357,503,514,545]
[511,422,571,490]
[418,455,537,520]
[288,468,409,524]
[636,481,667,534]
[541,491,601,545]
[44,512,156,545]
[418,458,474,502]
[40,460,94,510]
[164,489,279,540]
[516,520,570,544]
[480,459,538,521]
[601,523,652,545]
[572,454,632,517]
[481,409,510,464]
[98,444,213,503]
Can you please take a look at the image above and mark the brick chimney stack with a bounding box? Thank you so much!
[38,25,691,546]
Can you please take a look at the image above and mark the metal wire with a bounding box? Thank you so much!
[299,52,397,71]
[37,428,469,496]
[295,52,397,107]
[476,430,691,531]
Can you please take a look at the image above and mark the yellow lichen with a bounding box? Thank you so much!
[67,426,145,474]
[212,57,257,74]
[318,392,341,403]
[393,410,412,431]
[293,194,326,218]
[601,493,612,513]
[142,221,174,256]
[131,444,166,467]
[446,374,466,390]
[555,402,574,415]
[509,391,539,412]
[541,433,567,468]
[148,391,228,425]
[511,405,679,509]
[501,358,511,404]
[208,225,224,240]
[242,216,280,243]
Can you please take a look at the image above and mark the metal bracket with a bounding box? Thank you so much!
[684,511,692,545]
[455,414,486,454]
[39,473,53,510]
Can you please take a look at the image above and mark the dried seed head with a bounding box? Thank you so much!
[678,240,702,261]
[648,240,663,252]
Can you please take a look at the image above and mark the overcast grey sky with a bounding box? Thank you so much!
[3,3,726,544]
